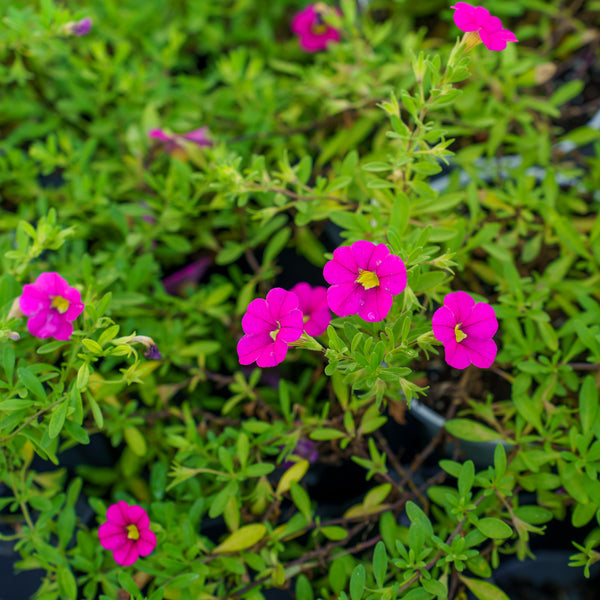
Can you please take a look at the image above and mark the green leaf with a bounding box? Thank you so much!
[295,574,314,600]
[475,517,512,539]
[2,344,15,383]
[460,576,510,600]
[373,541,388,588]
[237,432,249,470]
[17,367,47,401]
[445,419,503,442]
[49,399,69,439]
[276,459,309,495]
[213,523,267,554]
[458,460,475,497]
[321,526,348,541]
[124,427,147,457]
[164,573,200,590]
[309,428,345,440]
[290,481,312,522]
[57,566,78,600]
[118,571,142,599]
[349,564,366,600]
[579,375,598,434]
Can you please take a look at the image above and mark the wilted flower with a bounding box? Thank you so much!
[282,438,319,469]
[63,17,92,36]
[291,3,341,53]
[290,282,330,336]
[237,288,303,368]
[149,127,212,155]
[323,241,407,322]
[451,2,518,51]
[98,501,156,566]
[130,335,162,360]
[432,291,498,369]
[162,257,212,295]
[19,272,84,341]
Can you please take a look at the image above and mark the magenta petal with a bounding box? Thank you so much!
[242,298,275,335]
[237,333,272,365]
[19,287,51,316]
[462,302,498,338]
[113,540,140,566]
[62,287,84,320]
[327,282,362,317]
[377,254,407,294]
[106,501,130,526]
[136,528,157,556]
[444,291,475,323]
[127,505,150,529]
[365,243,390,271]
[181,127,211,146]
[432,306,458,343]
[255,339,287,368]
[444,340,472,369]
[482,15,502,33]
[351,240,377,271]
[358,288,393,322]
[267,288,299,318]
[27,311,62,339]
[277,311,303,343]
[149,129,173,142]
[324,246,359,284]
[452,2,480,31]
[98,522,127,550]
[35,272,68,296]
[53,320,74,341]
[305,308,331,336]
[464,338,497,368]
[291,6,315,35]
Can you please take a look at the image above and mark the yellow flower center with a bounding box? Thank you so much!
[126,524,140,540]
[356,270,380,290]
[270,323,281,341]
[311,3,329,34]
[50,296,70,314]
[455,324,467,343]
[462,31,483,52]
[311,23,328,34]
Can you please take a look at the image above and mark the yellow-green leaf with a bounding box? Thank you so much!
[276,459,309,496]
[213,523,267,554]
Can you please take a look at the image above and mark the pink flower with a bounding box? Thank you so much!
[149,127,212,153]
[98,501,157,566]
[237,288,304,368]
[451,2,518,51]
[432,291,498,369]
[290,282,330,336]
[323,241,407,322]
[19,272,84,341]
[291,3,341,53]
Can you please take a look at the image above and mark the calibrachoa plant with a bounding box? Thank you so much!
[1,1,600,599]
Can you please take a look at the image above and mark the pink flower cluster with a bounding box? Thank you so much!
[238,240,498,371]
[451,2,518,52]
[237,284,330,368]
